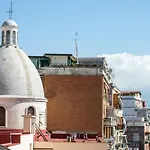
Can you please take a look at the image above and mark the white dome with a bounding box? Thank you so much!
[2,20,18,27]
[0,45,44,98]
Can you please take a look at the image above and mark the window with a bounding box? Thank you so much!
[27,107,35,115]
[6,30,10,44]
[0,106,6,126]
[133,133,139,142]
[2,31,4,45]
[12,31,16,44]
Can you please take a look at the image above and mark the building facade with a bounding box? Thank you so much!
[121,91,150,150]
[40,67,108,136]
[36,57,128,149]
[104,83,128,149]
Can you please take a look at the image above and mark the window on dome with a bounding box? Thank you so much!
[27,107,35,115]
[12,31,16,45]
[2,31,4,45]
[0,106,6,126]
[6,30,10,44]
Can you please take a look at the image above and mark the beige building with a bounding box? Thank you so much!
[104,83,128,149]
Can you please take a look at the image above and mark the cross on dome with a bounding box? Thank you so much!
[1,2,18,46]
[6,2,14,20]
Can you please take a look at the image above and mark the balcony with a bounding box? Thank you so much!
[145,126,150,133]
[117,125,123,130]
[104,117,117,126]
[114,109,123,117]
[106,107,123,117]
[106,107,114,117]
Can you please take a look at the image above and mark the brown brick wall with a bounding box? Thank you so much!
[43,75,105,136]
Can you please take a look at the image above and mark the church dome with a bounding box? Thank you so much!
[0,45,44,98]
[2,20,18,27]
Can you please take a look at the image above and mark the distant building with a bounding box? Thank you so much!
[121,91,145,120]
[29,53,76,68]
[121,91,150,150]
[29,56,50,68]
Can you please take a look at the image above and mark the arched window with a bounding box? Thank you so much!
[6,30,10,44]
[0,106,6,126]
[12,31,16,44]
[2,31,4,45]
[27,107,35,115]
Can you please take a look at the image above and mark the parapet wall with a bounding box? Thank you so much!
[38,67,103,76]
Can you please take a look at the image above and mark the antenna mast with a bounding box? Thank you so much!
[75,32,79,64]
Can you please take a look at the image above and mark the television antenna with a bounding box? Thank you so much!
[75,32,79,64]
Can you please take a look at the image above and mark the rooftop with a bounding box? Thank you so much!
[44,53,73,56]
[34,133,106,143]
[78,57,106,65]
[121,91,141,95]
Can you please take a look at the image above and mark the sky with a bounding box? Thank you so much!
[1,0,150,104]
[98,53,150,106]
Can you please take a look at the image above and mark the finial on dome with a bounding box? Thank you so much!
[6,2,14,20]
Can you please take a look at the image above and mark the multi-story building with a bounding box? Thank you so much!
[39,57,111,137]
[121,91,150,150]
[105,83,128,149]
[30,56,128,149]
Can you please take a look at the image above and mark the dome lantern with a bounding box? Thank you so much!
[1,20,18,46]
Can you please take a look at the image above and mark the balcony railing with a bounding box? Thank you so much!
[104,117,117,126]
[106,107,114,117]
[106,107,123,117]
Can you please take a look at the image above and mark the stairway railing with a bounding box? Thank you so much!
[35,124,48,141]
[39,121,51,138]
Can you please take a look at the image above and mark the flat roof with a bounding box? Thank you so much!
[78,57,106,65]
[44,53,73,56]
[29,56,48,58]
[121,91,141,95]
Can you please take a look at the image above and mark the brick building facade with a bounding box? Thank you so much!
[42,75,108,137]
[32,56,128,149]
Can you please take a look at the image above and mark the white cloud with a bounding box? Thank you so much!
[97,53,150,104]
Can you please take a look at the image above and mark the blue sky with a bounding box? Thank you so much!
[1,0,150,56]
[1,1,150,105]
